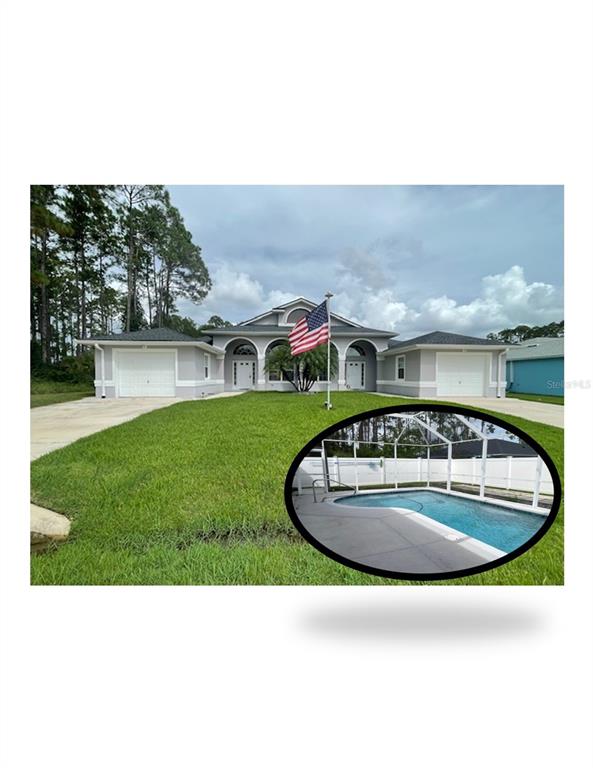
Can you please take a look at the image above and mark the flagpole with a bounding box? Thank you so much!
[325,291,333,410]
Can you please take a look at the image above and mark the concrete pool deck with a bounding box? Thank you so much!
[294,492,503,574]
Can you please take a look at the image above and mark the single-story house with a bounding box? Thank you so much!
[77,297,507,399]
[506,336,564,397]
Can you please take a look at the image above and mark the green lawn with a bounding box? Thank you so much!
[30,392,564,585]
[31,379,94,408]
[506,392,564,405]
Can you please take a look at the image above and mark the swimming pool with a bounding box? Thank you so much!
[334,490,546,553]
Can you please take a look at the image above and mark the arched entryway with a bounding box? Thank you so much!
[265,339,294,386]
[345,340,377,391]
[224,339,258,390]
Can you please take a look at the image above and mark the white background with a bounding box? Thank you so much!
[1,2,592,766]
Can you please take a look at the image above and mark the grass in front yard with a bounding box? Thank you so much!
[506,392,564,405]
[30,392,564,585]
[31,378,94,408]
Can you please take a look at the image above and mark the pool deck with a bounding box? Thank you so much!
[294,491,503,574]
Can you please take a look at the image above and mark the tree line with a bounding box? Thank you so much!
[487,320,564,344]
[325,414,502,459]
[30,185,222,373]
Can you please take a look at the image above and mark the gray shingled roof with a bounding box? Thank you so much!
[210,324,394,336]
[388,331,506,349]
[506,337,564,361]
[82,327,210,343]
[430,438,536,459]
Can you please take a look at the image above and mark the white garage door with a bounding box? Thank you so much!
[116,351,176,397]
[436,353,487,396]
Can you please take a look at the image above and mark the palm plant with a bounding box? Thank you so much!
[265,341,338,392]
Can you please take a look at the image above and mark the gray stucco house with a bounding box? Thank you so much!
[78,297,507,399]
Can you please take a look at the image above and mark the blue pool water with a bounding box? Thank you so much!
[334,490,546,553]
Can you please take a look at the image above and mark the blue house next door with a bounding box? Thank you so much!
[507,358,564,396]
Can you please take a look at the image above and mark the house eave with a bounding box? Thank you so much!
[506,353,564,361]
[383,343,508,357]
[76,339,226,355]
[209,327,395,337]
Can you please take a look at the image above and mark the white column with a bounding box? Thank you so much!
[338,354,347,390]
[353,441,359,491]
[256,355,266,390]
[394,442,398,488]
[447,442,452,492]
[427,445,431,488]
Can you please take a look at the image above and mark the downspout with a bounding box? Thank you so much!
[95,343,106,399]
[496,351,505,398]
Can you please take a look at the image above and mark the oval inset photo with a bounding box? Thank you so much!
[285,405,561,580]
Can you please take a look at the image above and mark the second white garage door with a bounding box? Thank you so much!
[436,353,487,396]
[116,350,176,397]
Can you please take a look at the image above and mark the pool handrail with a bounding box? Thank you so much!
[312,478,358,503]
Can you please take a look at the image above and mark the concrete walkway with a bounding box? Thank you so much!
[294,493,499,574]
[371,393,563,428]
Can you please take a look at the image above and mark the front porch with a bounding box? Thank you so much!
[221,337,380,392]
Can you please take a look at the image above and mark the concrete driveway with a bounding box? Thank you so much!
[436,396,563,427]
[372,393,563,427]
[30,396,180,460]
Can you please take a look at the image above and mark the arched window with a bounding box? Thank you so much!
[286,308,308,324]
[233,343,256,356]
[346,344,366,358]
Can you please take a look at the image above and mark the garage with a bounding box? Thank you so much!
[115,350,176,397]
[436,352,487,396]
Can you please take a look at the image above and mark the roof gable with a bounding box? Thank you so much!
[237,297,365,329]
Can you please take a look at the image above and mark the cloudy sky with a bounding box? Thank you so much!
[168,185,563,339]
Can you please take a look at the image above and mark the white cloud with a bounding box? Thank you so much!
[193,265,296,321]
[182,263,562,336]
[201,265,265,309]
[333,264,562,337]
[415,265,562,335]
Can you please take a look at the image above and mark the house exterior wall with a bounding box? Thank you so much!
[377,349,506,397]
[209,331,387,392]
[506,357,564,396]
[93,345,224,398]
[91,334,506,399]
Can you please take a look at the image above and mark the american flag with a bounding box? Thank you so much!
[288,300,330,356]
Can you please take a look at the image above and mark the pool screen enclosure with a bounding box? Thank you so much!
[300,412,552,511]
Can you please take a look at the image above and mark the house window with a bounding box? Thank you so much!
[234,344,256,355]
[204,353,210,380]
[347,344,366,358]
[396,355,405,380]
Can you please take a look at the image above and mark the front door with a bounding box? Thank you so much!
[346,361,365,390]
[234,360,255,389]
